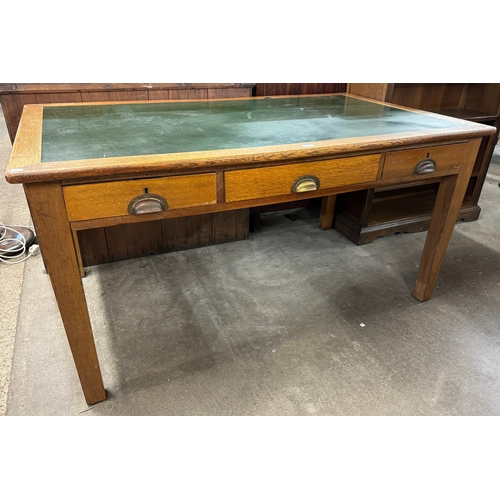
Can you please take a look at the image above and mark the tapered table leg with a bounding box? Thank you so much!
[413,138,481,302]
[319,195,337,230]
[24,182,106,404]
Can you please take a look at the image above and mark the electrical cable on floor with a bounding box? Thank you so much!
[0,222,39,264]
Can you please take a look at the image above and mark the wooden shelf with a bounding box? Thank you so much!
[335,190,480,245]
[369,188,438,225]
[439,108,500,122]
[337,83,500,245]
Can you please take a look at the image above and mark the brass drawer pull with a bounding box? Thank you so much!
[128,193,168,215]
[414,158,436,174]
[292,175,320,193]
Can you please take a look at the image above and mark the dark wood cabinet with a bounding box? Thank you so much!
[254,83,347,96]
[336,83,500,244]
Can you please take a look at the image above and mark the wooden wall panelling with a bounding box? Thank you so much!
[80,90,149,102]
[77,228,110,266]
[389,83,467,111]
[464,119,500,203]
[465,83,500,115]
[104,220,165,263]
[161,214,214,253]
[1,93,80,143]
[33,92,82,104]
[1,92,84,142]
[254,83,347,96]
[254,83,297,96]
[212,209,249,243]
[392,84,429,109]
[149,89,208,100]
[304,83,347,94]
[0,84,255,98]
[1,94,37,142]
[440,84,468,110]
[147,90,172,100]
[347,83,394,102]
[207,88,253,99]
[0,83,255,93]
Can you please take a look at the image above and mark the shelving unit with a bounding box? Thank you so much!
[335,83,500,244]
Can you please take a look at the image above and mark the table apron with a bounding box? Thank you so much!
[68,167,461,232]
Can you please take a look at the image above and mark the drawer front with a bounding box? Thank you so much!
[64,173,217,221]
[225,154,381,203]
[382,143,467,180]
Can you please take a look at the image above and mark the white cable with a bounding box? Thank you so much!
[0,222,38,265]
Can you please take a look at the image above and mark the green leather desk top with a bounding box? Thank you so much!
[40,95,476,163]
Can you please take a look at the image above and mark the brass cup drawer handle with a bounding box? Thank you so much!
[292,175,320,193]
[414,158,436,174]
[128,193,168,215]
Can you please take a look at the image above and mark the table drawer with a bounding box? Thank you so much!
[63,173,217,221]
[225,154,381,203]
[382,143,467,180]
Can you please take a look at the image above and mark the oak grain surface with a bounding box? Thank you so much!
[225,155,381,202]
[23,182,105,404]
[382,142,467,179]
[6,93,498,406]
[63,173,217,221]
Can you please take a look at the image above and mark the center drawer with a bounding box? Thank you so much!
[63,173,217,221]
[225,154,381,203]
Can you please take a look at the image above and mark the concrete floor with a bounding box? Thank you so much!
[2,111,500,415]
[0,105,31,415]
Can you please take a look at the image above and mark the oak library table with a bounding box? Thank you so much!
[6,94,495,405]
